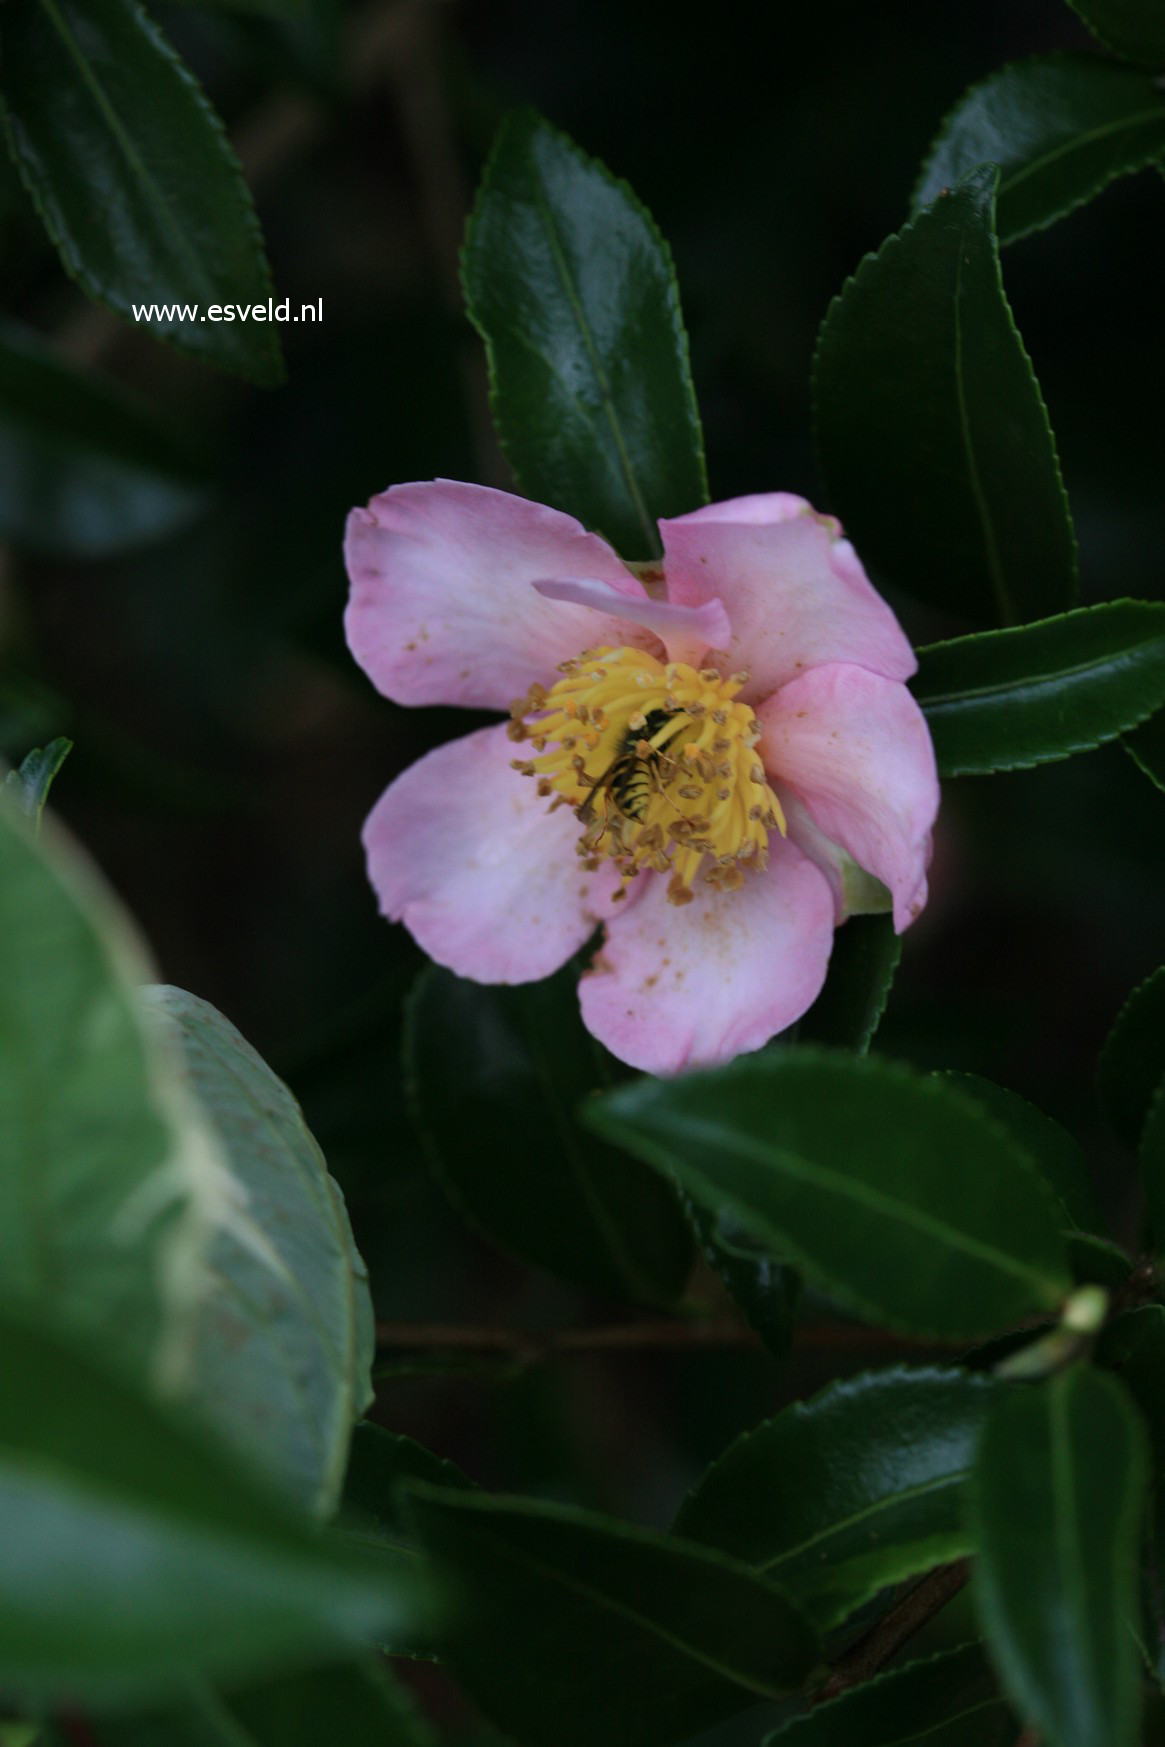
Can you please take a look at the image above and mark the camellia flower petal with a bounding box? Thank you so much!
[659,495,917,699]
[344,480,939,1074]
[757,662,936,931]
[578,835,835,1076]
[344,480,648,710]
[362,723,636,984]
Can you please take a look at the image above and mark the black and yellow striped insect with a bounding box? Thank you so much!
[578,708,677,826]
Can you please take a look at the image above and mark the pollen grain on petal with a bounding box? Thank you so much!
[515,645,786,905]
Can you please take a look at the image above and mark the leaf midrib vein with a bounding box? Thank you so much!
[35,0,210,289]
[755,1469,963,1575]
[917,636,1165,710]
[1001,105,1165,197]
[450,1517,792,1699]
[951,227,1011,624]
[525,147,659,558]
[666,1117,1062,1296]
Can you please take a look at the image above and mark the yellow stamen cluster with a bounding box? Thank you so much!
[508,645,785,905]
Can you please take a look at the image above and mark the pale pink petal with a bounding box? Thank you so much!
[659,497,916,698]
[345,480,646,710]
[664,491,814,527]
[579,839,834,1075]
[777,789,847,921]
[363,723,635,982]
[777,788,920,925]
[758,663,938,933]
[533,576,731,665]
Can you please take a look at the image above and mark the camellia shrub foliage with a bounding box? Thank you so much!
[3,1,1165,1745]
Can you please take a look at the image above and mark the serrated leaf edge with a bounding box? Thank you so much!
[587,1047,1074,1342]
[1098,962,1165,1149]
[811,166,1077,627]
[912,50,1165,244]
[968,1366,1151,1747]
[675,1361,997,1541]
[764,1639,1003,1743]
[1066,0,1165,72]
[460,105,709,558]
[914,598,1165,775]
[0,0,283,386]
[402,1478,823,1695]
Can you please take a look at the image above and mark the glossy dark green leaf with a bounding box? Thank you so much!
[340,1420,475,1559]
[1067,0,1165,69]
[332,1421,473,1663]
[814,165,1076,627]
[0,0,282,385]
[677,1367,998,1628]
[405,965,693,1305]
[1098,964,1165,1148]
[0,322,208,556]
[1124,707,1165,791]
[683,1196,801,1357]
[142,987,375,1516]
[914,54,1165,243]
[1097,1307,1165,1475]
[0,1312,423,1704]
[970,1367,1148,1747]
[2,737,71,826]
[404,1484,821,1747]
[588,1050,1072,1340]
[912,601,1165,775]
[462,108,707,558]
[936,1072,1105,1234]
[765,1642,1015,1745]
[799,914,902,1054]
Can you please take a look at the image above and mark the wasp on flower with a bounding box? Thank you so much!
[508,647,783,909]
[344,481,938,1075]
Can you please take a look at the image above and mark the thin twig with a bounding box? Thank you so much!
[814,1560,971,1704]
[373,1317,938,1364]
[374,1317,762,1364]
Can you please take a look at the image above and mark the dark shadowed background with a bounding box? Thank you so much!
[3,2,1163,1731]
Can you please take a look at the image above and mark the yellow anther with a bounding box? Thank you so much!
[516,645,786,905]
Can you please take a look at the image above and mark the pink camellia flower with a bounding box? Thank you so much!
[344,481,938,1075]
